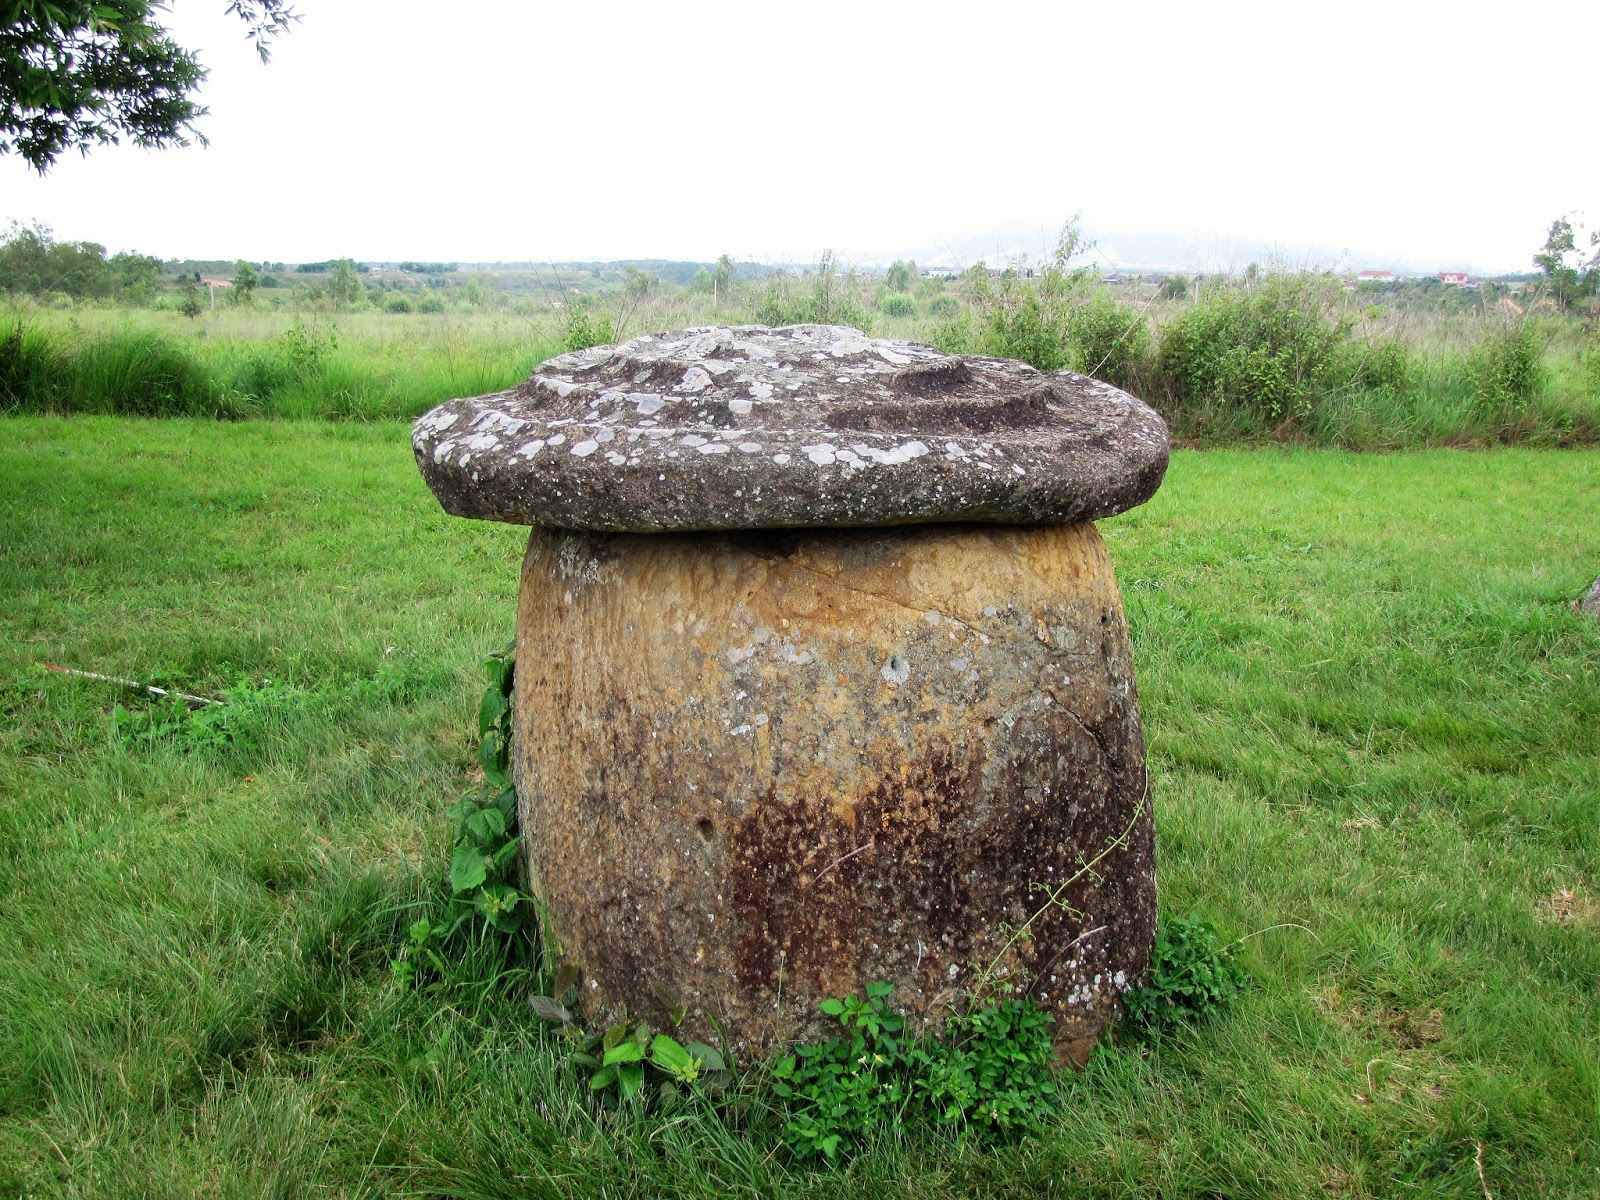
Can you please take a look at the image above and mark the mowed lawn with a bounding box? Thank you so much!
[0,417,1596,1198]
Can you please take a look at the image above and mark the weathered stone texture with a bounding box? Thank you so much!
[1579,576,1600,618]
[513,520,1156,1058]
[413,324,1168,532]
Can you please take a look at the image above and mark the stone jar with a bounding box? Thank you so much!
[414,324,1171,1059]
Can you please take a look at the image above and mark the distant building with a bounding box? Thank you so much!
[1101,273,1125,284]
[199,277,233,287]
[1438,271,1472,286]
[1357,270,1395,282]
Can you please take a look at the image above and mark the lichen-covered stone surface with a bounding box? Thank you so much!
[414,324,1168,532]
[513,521,1156,1060]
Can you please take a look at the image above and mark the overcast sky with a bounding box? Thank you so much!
[4,0,1597,273]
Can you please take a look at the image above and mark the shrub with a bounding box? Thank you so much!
[926,295,960,319]
[416,293,445,314]
[1156,272,1353,421]
[878,293,916,318]
[562,302,615,351]
[1470,319,1544,413]
[1066,296,1150,390]
[937,270,1152,388]
[1346,336,1414,394]
[753,252,872,332]
[384,294,414,314]
[232,321,336,403]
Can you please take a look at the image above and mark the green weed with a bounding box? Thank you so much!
[771,982,1067,1161]
[1121,911,1249,1030]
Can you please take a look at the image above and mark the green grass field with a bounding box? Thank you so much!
[1,418,1596,1197]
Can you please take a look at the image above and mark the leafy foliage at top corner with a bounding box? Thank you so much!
[771,982,1066,1162]
[1122,912,1248,1031]
[1,2,300,172]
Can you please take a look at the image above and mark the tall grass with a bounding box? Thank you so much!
[923,273,1600,448]
[6,279,1599,445]
[0,308,564,420]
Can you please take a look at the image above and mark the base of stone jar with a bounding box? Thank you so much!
[513,521,1156,1060]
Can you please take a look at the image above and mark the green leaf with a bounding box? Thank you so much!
[601,1023,627,1053]
[466,807,507,841]
[602,1040,644,1066]
[589,1066,616,1090]
[478,733,508,784]
[478,687,508,735]
[684,1042,724,1071]
[866,980,894,999]
[617,1063,645,1099]
[491,840,519,869]
[818,998,846,1017]
[448,844,487,894]
[649,1034,691,1073]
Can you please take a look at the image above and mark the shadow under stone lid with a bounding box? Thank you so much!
[412,323,1170,532]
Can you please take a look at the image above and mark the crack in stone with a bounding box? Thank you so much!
[1055,700,1114,773]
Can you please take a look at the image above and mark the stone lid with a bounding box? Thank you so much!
[412,324,1168,532]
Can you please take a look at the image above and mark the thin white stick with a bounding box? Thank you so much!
[808,838,876,886]
[35,662,224,707]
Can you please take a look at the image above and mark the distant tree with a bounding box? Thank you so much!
[1532,216,1597,310]
[623,264,660,299]
[111,250,161,303]
[231,259,259,305]
[712,254,736,303]
[179,278,203,319]
[1159,275,1189,301]
[1245,262,1261,286]
[884,259,916,292]
[327,258,363,309]
[0,220,115,296]
[1,2,299,172]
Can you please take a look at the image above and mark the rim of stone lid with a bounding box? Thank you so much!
[412,323,1170,533]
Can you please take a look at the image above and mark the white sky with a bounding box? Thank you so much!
[4,0,1597,273]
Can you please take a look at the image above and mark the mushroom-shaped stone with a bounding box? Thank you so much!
[412,324,1168,531]
[412,325,1171,1060]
